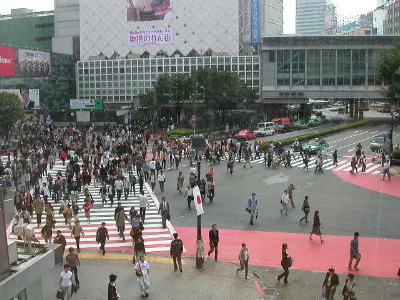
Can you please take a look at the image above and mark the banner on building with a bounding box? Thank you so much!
[127,29,173,46]
[0,46,15,76]
[251,0,261,44]
[240,0,251,43]
[70,99,103,110]
[0,89,40,109]
[17,49,51,76]
[127,0,174,22]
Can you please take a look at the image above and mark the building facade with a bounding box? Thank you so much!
[384,2,400,34]
[76,55,260,105]
[296,0,332,35]
[0,11,54,51]
[261,36,397,104]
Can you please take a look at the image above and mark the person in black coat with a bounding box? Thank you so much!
[207,224,219,261]
[108,274,119,300]
[322,266,339,300]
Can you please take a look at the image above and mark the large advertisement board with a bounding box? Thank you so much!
[127,29,173,46]
[0,46,15,76]
[240,0,251,43]
[251,0,260,44]
[17,49,51,76]
[0,89,40,109]
[127,0,174,21]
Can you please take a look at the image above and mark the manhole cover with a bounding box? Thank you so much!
[263,287,278,295]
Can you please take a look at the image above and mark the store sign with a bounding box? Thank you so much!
[127,29,173,46]
[17,49,51,76]
[251,0,261,44]
[240,0,251,43]
[70,99,103,110]
[0,46,15,75]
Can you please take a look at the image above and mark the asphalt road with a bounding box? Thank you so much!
[154,123,399,240]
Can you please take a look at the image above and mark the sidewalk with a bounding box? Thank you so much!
[41,255,261,300]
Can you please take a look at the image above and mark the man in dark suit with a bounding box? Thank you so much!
[20,89,35,109]
[207,224,219,261]
[158,196,169,229]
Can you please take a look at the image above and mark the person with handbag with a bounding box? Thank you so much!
[276,243,291,284]
[342,273,357,300]
[135,256,150,298]
[58,264,74,300]
[299,196,310,224]
[108,274,120,300]
[348,232,361,271]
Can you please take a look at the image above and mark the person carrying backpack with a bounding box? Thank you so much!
[170,232,184,272]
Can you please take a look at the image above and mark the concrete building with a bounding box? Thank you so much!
[52,0,80,59]
[0,10,54,51]
[384,2,400,34]
[260,36,396,104]
[296,0,335,35]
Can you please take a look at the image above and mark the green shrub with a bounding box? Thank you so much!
[393,149,400,160]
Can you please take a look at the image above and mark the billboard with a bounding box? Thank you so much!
[0,89,40,109]
[127,0,174,21]
[251,0,260,44]
[240,0,251,43]
[0,46,15,76]
[70,99,103,110]
[17,49,51,76]
[127,29,173,46]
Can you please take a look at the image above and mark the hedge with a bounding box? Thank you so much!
[269,119,370,146]
[167,126,225,137]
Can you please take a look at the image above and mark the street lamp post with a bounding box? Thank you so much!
[192,135,206,269]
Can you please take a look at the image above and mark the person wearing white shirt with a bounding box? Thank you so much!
[382,160,391,181]
[59,264,74,300]
[41,183,50,204]
[135,256,150,298]
[157,170,166,192]
[115,178,123,201]
[149,158,156,175]
[139,191,149,222]
[280,190,290,216]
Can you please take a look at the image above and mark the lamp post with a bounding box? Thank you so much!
[191,135,206,269]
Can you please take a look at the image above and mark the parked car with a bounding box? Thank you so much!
[233,130,257,140]
[370,134,391,152]
[271,118,294,132]
[303,139,329,154]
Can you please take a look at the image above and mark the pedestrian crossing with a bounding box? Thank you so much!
[215,154,383,175]
[7,159,174,253]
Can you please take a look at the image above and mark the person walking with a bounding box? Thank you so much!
[309,211,324,243]
[139,191,149,223]
[33,196,45,227]
[276,243,291,284]
[157,170,166,192]
[133,236,146,264]
[287,184,296,208]
[299,196,310,224]
[115,207,129,241]
[247,193,258,225]
[207,224,219,262]
[53,230,67,253]
[236,243,250,279]
[322,266,339,300]
[184,185,194,210]
[65,247,80,286]
[207,178,215,203]
[177,172,185,194]
[280,190,289,216]
[108,274,120,300]
[99,182,108,206]
[348,232,361,271]
[59,264,74,300]
[149,173,156,191]
[41,221,53,243]
[135,256,150,298]
[332,149,338,166]
[82,201,93,224]
[72,220,84,252]
[96,222,109,255]
[342,273,357,300]
[381,159,391,181]
[170,232,183,272]
[361,154,367,173]
[123,176,130,200]
[158,196,169,229]
[115,177,123,202]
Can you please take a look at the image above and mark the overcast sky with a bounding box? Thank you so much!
[0,0,378,34]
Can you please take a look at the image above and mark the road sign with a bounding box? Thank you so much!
[70,99,103,110]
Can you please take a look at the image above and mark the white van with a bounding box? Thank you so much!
[255,122,276,136]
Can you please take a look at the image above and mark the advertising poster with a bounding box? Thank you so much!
[127,29,173,46]
[240,0,251,43]
[0,89,40,109]
[0,46,15,76]
[251,0,260,44]
[127,0,174,22]
[17,49,51,76]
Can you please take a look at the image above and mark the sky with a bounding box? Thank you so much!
[0,0,378,34]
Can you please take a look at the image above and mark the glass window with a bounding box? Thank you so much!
[277,50,291,86]
[307,49,321,86]
[337,50,351,85]
[352,49,366,86]
[321,50,336,86]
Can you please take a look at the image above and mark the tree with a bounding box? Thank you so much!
[375,40,400,104]
[0,92,25,130]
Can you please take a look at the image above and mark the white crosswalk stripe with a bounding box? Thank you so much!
[7,158,175,253]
